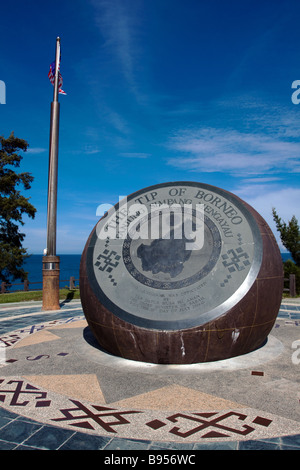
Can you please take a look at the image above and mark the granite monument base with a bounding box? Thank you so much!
[80,182,283,364]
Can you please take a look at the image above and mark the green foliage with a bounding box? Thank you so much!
[0,132,36,283]
[0,288,80,304]
[283,259,300,295]
[272,208,300,295]
[272,208,300,267]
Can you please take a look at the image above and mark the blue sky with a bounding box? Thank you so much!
[1,0,300,254]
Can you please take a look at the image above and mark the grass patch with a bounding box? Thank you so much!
[282,292,300,299]
[0,289,80,304]
[0,290,298,305]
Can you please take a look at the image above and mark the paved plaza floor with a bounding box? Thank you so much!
[0,298,299,451]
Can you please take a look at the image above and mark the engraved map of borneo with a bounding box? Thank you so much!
[87,182,262,330]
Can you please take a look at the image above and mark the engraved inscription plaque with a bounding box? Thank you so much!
[80,182,283,364]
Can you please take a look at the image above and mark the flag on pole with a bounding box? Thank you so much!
[48,60,66,95]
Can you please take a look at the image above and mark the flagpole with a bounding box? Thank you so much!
[47,37,60,256]
[43,37,61,311]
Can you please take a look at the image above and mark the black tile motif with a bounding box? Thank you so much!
[94,250,121,273]
[146,411,274,439]
[0,379,51,408]
[52,400,142,432]
[221,247,250,273]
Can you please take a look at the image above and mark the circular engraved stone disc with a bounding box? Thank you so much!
[80,182,283,363]
[86,182,261,330]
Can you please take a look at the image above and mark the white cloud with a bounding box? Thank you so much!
[167,127,300,175]
[241,177,282,184]
[120,152,150,159]
[27,147,47,154]
[233,185,300,251]
[23,227,47,254]
[68,145,101,156]
[24,222,92,255]
[105,108,131,135]
[90,0,145,103]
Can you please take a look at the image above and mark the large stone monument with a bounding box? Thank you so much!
[80,182,283,364]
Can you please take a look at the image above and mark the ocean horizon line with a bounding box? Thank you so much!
[27,252,292,256]
[0,252,294,293]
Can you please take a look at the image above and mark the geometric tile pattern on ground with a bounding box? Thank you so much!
[23,374,106,403]
[48,319,88,330]
[110,385,246,411]
[0,310,299,445]
[0,376,299,442]
[13,330,61,348]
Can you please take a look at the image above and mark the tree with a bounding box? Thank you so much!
[272,208,300,295]
[283,259,300,295]
[272,208,300,267]
[0,132,36,283]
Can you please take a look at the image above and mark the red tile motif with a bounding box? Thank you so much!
[0,377,273,440]
[52,399,142,432]
[0,379,51,407]
[0,316,289,443]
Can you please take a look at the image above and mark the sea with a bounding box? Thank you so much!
[5,254,82,292]
[3,252,294,293]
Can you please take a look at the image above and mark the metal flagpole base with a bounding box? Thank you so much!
[42,255,60,311]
